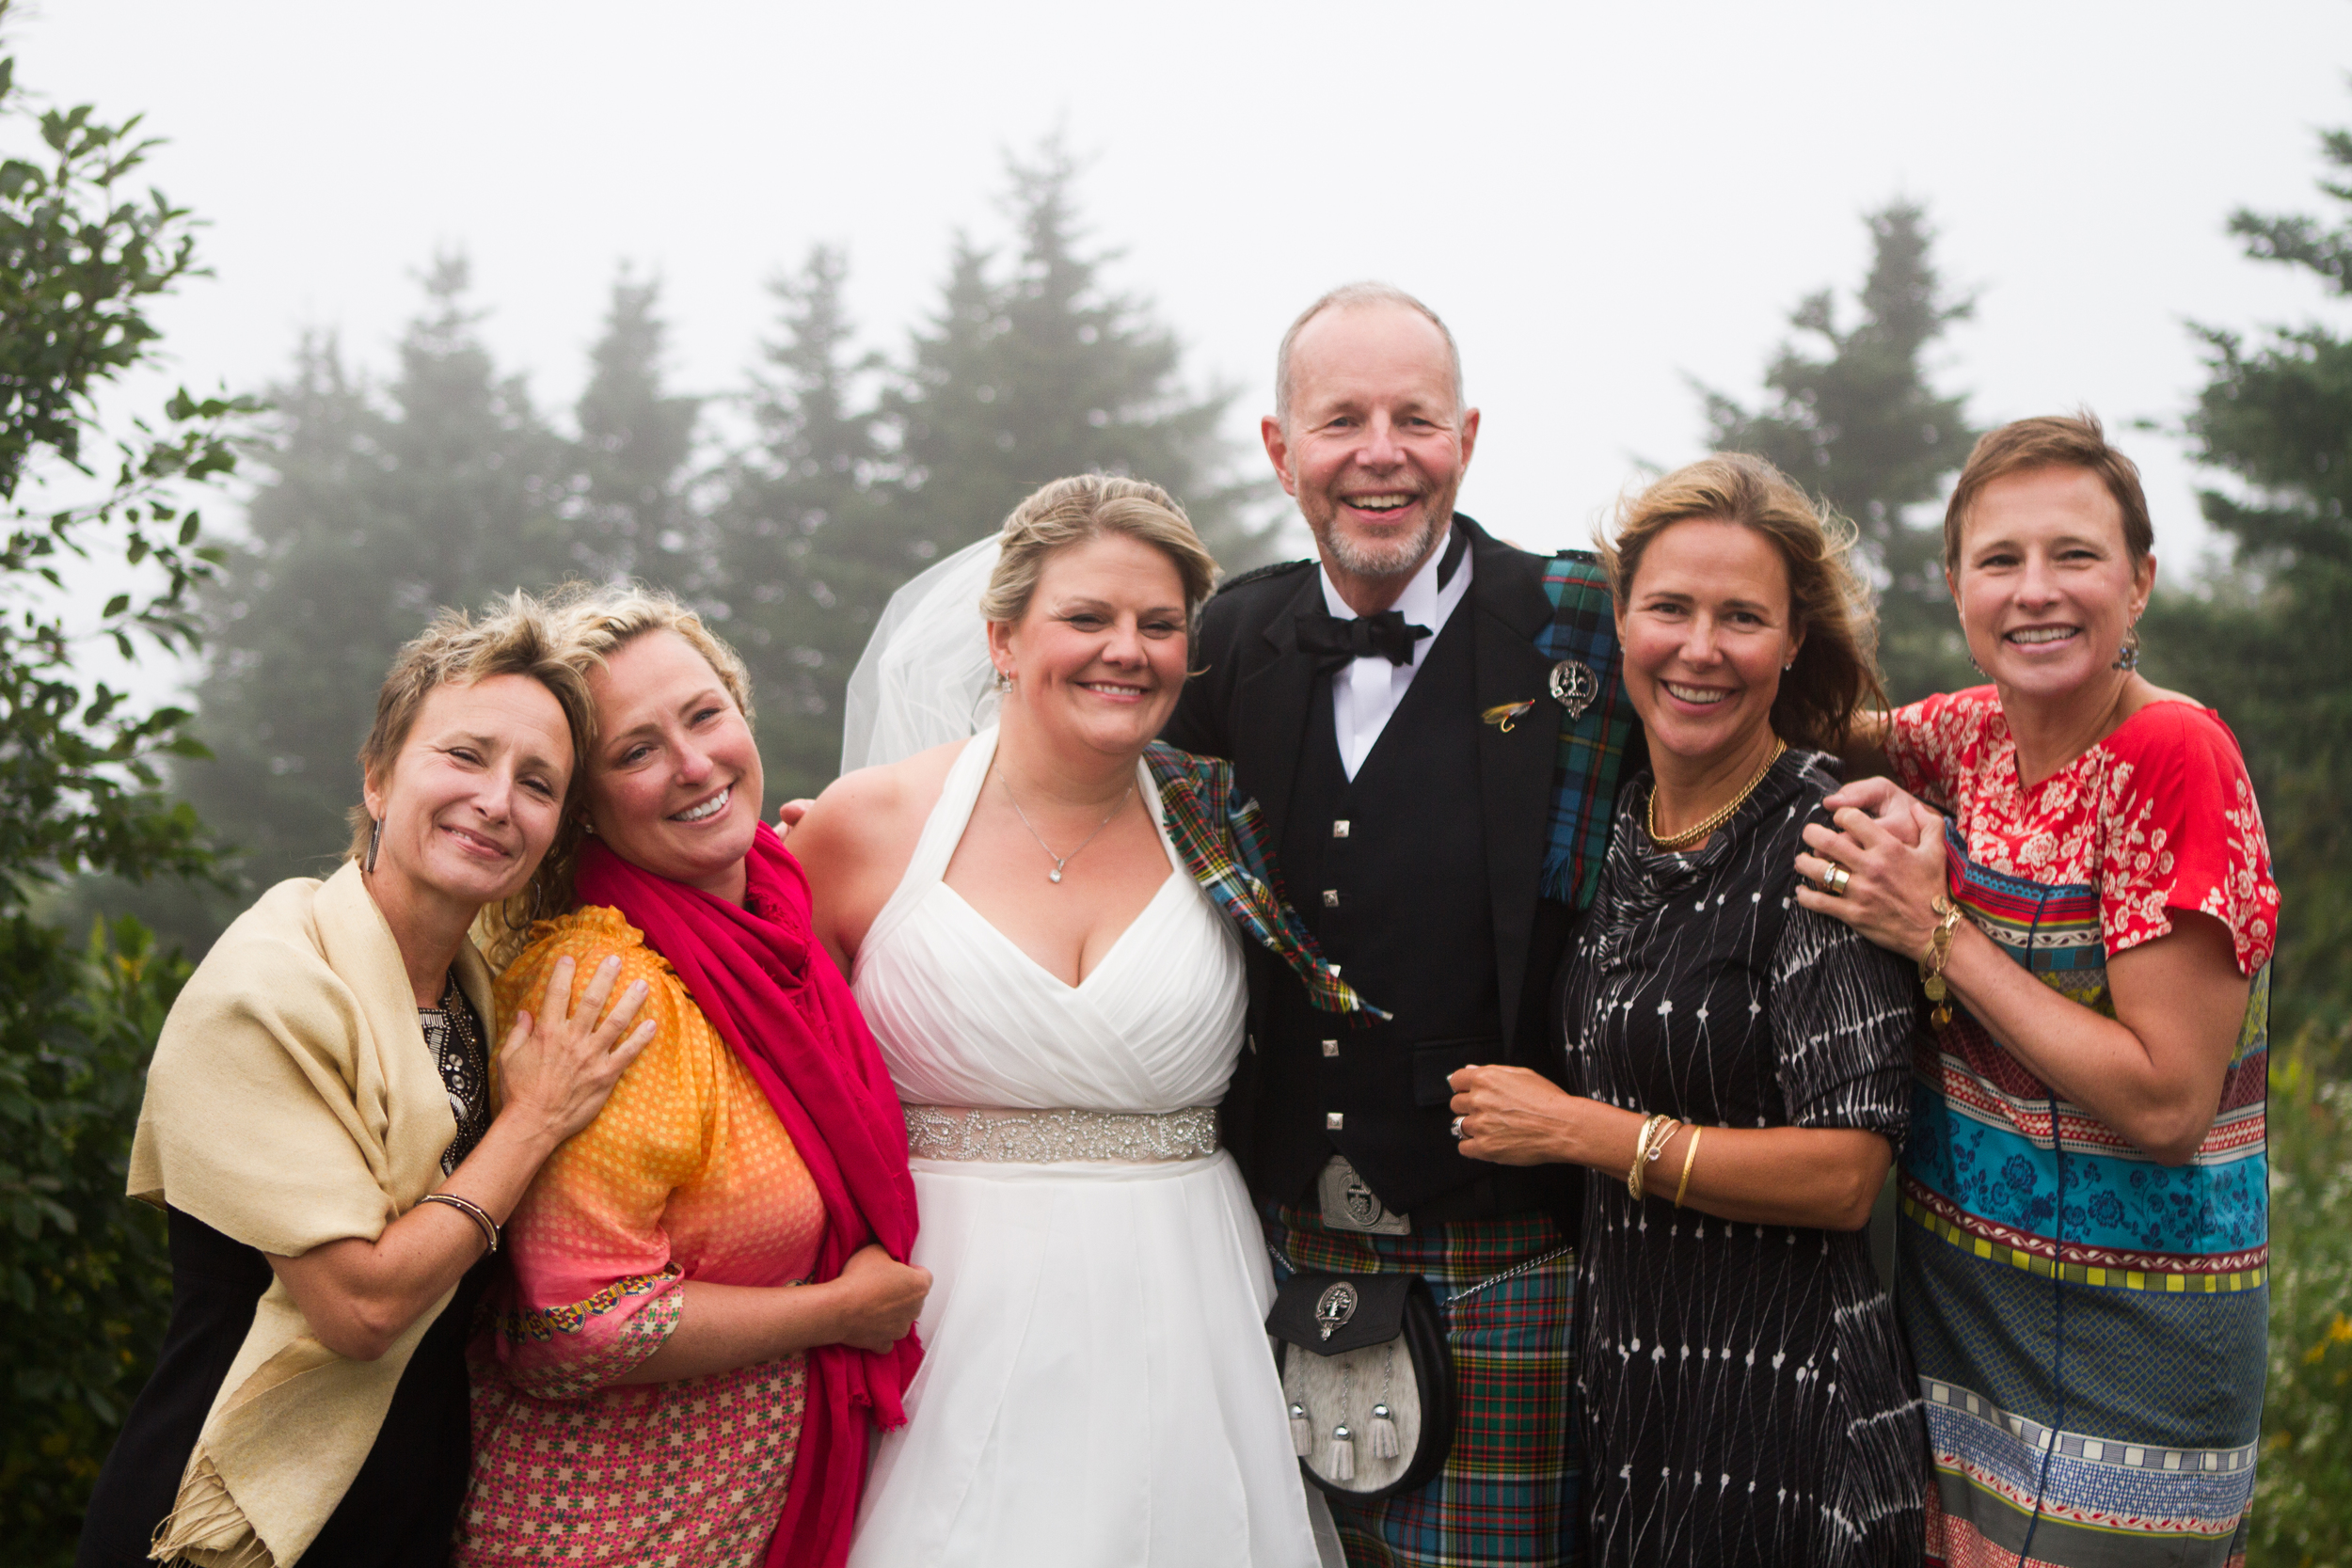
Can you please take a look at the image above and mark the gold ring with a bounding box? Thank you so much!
[1821,863,1851,896]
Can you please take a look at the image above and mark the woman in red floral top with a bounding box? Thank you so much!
[1796,414,2278,1568]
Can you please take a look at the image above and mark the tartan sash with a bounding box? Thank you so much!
[1538,551,1634,910]
[1144,742,1390,1022]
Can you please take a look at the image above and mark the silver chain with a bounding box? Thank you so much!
[998,771,1133,884]
[1269,1241,1575,1323]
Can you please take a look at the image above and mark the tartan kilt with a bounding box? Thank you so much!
[1269,1203,1580,1568]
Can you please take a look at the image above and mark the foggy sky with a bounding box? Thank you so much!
[24,0,2352,576]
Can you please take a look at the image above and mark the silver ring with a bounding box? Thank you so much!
[1821,863,1851,896]
[1450,1116,1467,1141]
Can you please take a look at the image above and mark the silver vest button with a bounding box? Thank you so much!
[1321,1039,1340,1057]
[1326,1112,1344,1131]
[1332,819,1351,838]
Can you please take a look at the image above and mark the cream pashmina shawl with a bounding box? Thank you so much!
[127,861,495,1567]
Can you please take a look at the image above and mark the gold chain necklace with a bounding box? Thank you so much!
[1647,736,1787,850]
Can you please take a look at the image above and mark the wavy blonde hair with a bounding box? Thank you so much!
[979,474,1220,633]
[1598,453,1885,752]
[480,582,757,966]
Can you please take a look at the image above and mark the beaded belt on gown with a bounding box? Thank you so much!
[902,1103,1219,1164]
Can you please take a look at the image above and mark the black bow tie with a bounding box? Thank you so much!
[1295,608,1432,670]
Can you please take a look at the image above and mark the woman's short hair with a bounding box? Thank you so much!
[1942,411,2154,578]
[347,590,595,863]
[978,475,1219,631]
[1597,453,1886,753]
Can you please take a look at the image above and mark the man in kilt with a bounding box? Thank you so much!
[1165,282,1629,1567]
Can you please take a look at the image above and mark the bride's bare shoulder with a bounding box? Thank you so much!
[797,739,967,860]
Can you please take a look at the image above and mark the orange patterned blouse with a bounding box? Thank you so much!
[456,907,827,1568]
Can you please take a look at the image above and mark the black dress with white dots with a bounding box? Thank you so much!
[1559,749,1927,1567]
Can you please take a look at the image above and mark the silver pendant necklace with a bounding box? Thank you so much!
[1000,772,1134,883]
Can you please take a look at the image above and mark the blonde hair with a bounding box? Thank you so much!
[1598,453,1885,752]
[483,582,759,965]
[347,590,595,862]
[978,474,1219,630]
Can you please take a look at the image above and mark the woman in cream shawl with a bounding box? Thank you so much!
[79,595,655,1568]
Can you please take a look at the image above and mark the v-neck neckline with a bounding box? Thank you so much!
[935,870,1183,993]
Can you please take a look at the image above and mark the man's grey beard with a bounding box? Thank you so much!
[1322,511,1445,580]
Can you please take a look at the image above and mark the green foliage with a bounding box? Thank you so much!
[0,917,187,1561]
[1702,201,1980,704]
[2142,105,2352,1044]
[2249,1023,2352,1567]
[0,27,253,911]
[0,17,247,1555]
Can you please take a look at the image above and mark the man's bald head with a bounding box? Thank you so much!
[1273,281,1464,430]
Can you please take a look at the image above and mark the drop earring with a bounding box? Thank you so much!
[2112,620,2141,673]
[363,816,384,874]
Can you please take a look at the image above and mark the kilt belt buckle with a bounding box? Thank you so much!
[1318,1155,1411,1235]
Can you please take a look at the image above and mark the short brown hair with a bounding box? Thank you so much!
[1942,411,2153,578]
[348,590,595,862]
[1598,453,1886,752]
[979,474,1219,630]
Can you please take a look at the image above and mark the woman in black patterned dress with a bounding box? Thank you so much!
[1448,454,1927,1566]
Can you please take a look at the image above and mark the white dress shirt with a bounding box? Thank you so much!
[1319,528,1474,780]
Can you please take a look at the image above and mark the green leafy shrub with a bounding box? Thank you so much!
[0,916,189,1561]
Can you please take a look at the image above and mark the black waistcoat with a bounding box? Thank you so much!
[1253,609,1503,1213]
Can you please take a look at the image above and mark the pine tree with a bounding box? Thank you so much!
[1702,201,1979,704]
[571,272,701,583]
[2141,119,2352,1045]
[707,245,906,800]
[179,258,580,899]
[887,136,1273,578]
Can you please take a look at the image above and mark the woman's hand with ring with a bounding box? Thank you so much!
[1445,1065,1582,1166]
[1794,789,1950,959]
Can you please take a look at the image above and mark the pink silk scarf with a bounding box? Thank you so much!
[573,823,921,1568]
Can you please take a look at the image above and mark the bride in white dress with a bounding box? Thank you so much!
[792,478,1341,1567]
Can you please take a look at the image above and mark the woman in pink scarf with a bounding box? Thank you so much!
[455,587,927,1568]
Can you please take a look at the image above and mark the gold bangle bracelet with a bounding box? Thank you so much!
[418,1191,500,1254]
[1673,1125,1704,1208]
[1628,1114,1681,1203]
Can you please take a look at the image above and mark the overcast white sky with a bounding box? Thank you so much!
[21,0,2352,579]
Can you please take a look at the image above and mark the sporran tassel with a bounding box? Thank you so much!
[1326,1423,1355,1482]
[1289,1402,1311,1458]
[1368,1402,1400,1460]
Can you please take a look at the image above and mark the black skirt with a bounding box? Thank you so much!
[76,1207,492,1568]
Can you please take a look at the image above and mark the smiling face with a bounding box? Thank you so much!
[1951,464,2153,701]
[581,630,764,900]
[1616,517,1802,771]
[987,531,1190,759]
[1263,302,1479,588]
[362,673,573,917]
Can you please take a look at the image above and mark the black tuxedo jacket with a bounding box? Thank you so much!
[1162,515,1579,1206]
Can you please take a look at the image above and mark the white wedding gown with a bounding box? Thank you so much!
[846,727,1334,1568]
